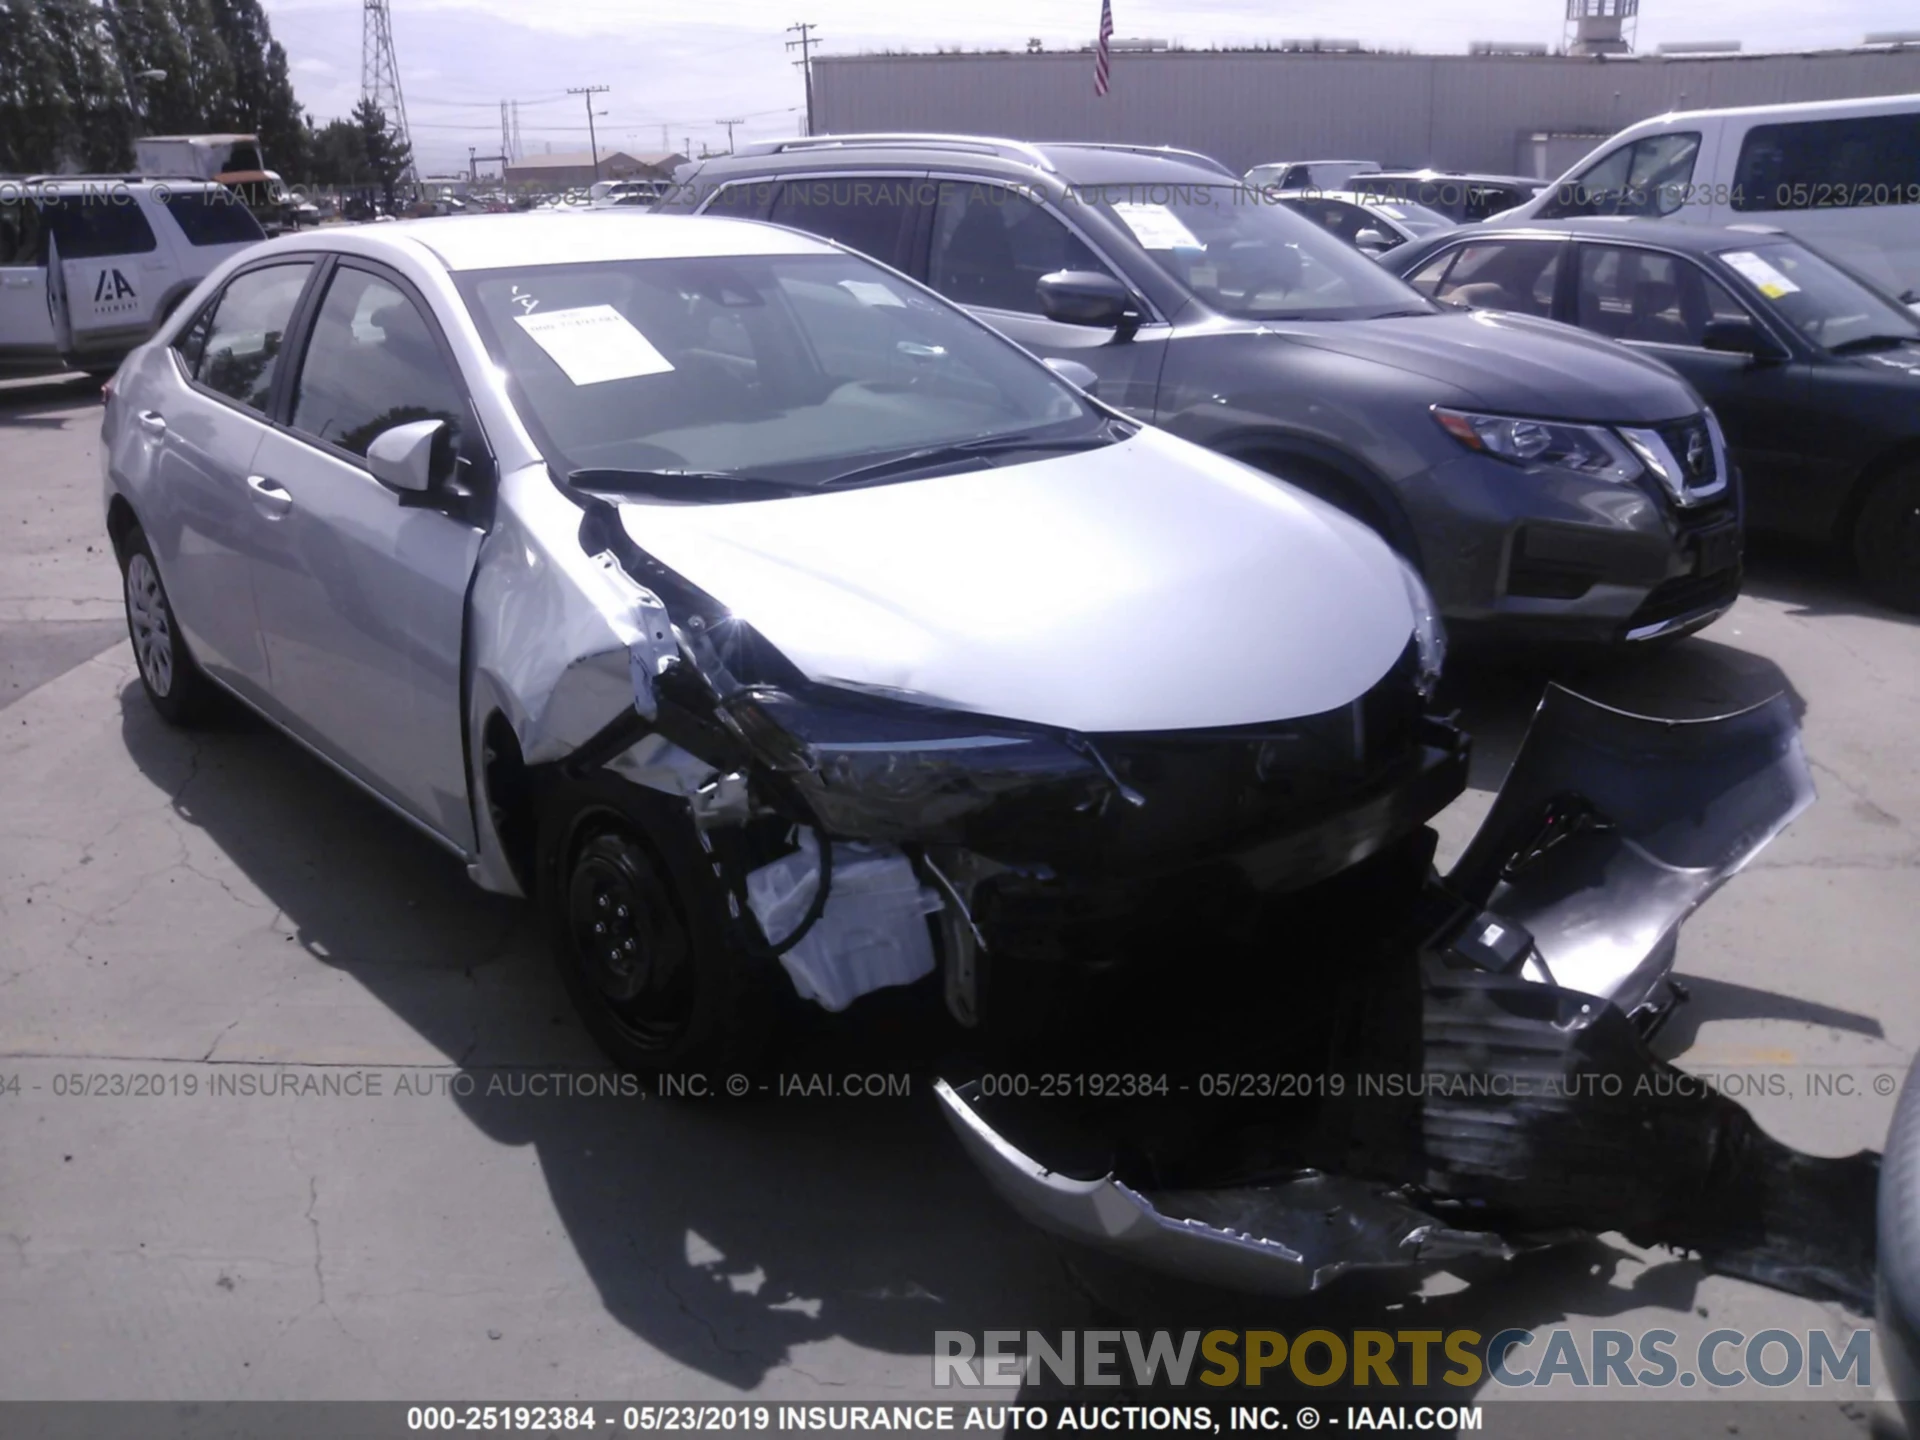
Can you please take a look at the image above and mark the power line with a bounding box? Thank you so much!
[785,21,820,136]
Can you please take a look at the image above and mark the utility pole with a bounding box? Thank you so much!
[716,118,744,154]
[786,22,820,136]
[568,84,611,179]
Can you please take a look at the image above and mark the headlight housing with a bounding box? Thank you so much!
[1398,558,1446,699]
[1432,406,1643,483]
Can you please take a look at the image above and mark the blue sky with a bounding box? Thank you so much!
[261,0,1910,173]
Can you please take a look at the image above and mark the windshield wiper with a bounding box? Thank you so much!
[1827,334,1917,355]
[814,422,1131,491]
[568,467,802,502]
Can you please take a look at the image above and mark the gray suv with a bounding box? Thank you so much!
[659,136,1743,644]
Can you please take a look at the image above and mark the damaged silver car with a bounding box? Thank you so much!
[101,214,1875,1307]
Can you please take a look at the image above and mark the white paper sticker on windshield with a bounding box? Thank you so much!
[1720,251,1801,300]
[1111,202,1201,251]
[839,279,906,307]
[513,305,674,385]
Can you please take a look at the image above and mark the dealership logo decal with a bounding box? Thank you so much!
[92,268,138,311]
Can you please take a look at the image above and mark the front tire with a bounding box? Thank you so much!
[119,527,217,725]
[536,778,774,1076]
[1854,464,1920,613]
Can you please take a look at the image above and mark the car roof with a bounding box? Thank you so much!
[1421,217,1789,253]
[272,212,839,272]
[706,134,1236,188]
[1356,170,1543,187]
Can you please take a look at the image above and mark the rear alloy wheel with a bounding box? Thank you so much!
[120,528,216,725]
[1855,465,1920,614]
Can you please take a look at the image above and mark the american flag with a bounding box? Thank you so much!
[1094,0,1114,96]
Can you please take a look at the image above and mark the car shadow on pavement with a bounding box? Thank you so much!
[0,372,102,424]
[1739,534,1917,625]
[111,646,1831,1398]
[115,679,1093,1388]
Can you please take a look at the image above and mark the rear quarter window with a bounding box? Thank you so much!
[38,192,158,258]
[1732,113,1920,212]
[161,190,268,246]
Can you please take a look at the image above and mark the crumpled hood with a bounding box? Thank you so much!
[1275,309,1701,424]
[616,427,1416,734]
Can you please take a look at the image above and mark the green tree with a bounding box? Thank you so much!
[41,0,136,169]
[205,0,304,174]
[104,0,198,135]
[0,0,76,171]
[306,115,367,187]
[354,97,411,209]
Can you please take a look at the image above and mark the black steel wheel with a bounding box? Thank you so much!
[537,779,774,1077]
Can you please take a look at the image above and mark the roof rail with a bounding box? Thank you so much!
[1040,142,1238,177]
[19,173,210,184]
[734,133,1058,171]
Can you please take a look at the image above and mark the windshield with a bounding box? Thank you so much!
[457,252,1102,489]
[1087,183,1435,320]
[1713,241,1920,352]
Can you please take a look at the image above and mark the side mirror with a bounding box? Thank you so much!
[1701,316,1782,361]
[366,418,449,494]
[1354,227,1393,253]
[1037,271,1138,331]
[1042,357,1100,396]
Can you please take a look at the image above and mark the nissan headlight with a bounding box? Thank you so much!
[1398,558,1446,699]
[1432,406,1643,483]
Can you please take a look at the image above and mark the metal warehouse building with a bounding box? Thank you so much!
[813,46,1920,177]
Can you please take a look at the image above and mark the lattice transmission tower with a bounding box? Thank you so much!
[361,0,417,182]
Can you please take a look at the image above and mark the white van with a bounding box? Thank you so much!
[0,177,264,380]
[1499,93,1920,302]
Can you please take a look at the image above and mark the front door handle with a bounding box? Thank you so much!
[137,410,167,435]
[245,474,293,518]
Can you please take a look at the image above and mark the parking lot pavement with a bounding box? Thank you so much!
[2,378,1914,1425]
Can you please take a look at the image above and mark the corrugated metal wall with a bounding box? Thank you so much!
[814,50,1920,175]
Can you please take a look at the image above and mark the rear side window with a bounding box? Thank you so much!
[1732,113,1920,212]
[290,266,466,458]
[38,192,158,259]
[766,178,925,267]
[162,190,266,246]
[1407,240,1561,318]
[191,262,314,412]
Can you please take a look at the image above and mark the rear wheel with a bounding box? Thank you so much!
[536,779,774,1076]
[118,527,217,725]
[1854,464,1920,613]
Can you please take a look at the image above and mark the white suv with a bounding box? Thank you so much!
[0,176,265,380]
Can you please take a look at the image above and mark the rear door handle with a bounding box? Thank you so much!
[137,410,167,435]
[245,474,293,518]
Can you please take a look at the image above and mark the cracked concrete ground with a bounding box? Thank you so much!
[1,372,1915,1429]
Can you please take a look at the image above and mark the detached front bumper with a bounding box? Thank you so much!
[936,686,1879,1308]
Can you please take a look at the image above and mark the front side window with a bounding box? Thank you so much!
[928,182,1117,315]
[1540,133,1700,219]
[697,180,777,219]
[291,267,466,457]
[38,189,159,258]
[1083,183,1432,321]
[162,189,267,246]
[0,199,43,267]
[1732,113,1920,213]
[1575,246,1747,346]
[766,178,924,267]
[456,251,1097,487]
[1408,240,1561,317]
[192,262,314,412]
